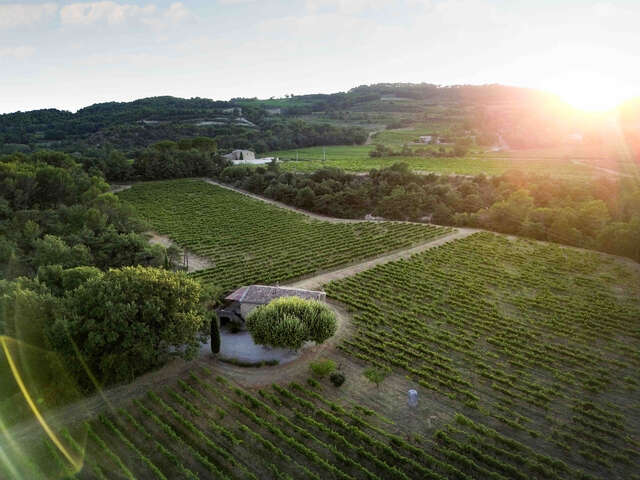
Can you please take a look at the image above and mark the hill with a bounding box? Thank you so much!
[0,83,616,158]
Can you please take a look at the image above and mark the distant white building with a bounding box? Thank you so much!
[234,157,278,166]
[223,150,256,162]
[419,135,433,144]
[266,108,282,115]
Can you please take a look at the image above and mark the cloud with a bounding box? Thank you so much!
[217,0,257,4]
[305,0,396,14]
[59,2,156,26]
[0,3,58,29]
[59,1,191,27]
[0,46,36,60]
[143,2,192,28]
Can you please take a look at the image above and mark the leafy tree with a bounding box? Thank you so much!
[309,359,336,378]
[36,265,102,296]
[485,189,534,233]
[363,366,390,388]
[32,235,92,270]
[48,266,208,390]
[295,186,316,209]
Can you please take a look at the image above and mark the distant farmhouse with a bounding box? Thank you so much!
[265,108,282,115]
[418,135,452,145]
[217,285,326,327]
[223,150,256,162]
[223,150,278,165]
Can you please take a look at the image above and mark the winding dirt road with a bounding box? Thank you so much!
[203,179,366,223]
[570,159,633,178]
[286,228,476,290]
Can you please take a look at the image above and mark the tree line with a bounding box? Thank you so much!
[0,151,217,424]
[0,95,367,155]
[219,162,640,262]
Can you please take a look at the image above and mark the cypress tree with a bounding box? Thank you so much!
[210,313,221,354]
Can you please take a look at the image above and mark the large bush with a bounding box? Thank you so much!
[246,297,337,350]
[48,266,209,389]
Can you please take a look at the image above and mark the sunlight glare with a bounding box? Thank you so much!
[549,73,631,112]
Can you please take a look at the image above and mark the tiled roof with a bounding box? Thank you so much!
[225,285,325,304]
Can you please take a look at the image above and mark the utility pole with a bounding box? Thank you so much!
[323,146,326,162]
[296,150,299,161]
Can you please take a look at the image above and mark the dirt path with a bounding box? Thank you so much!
[570,159,633,178]
[203,179,456,227]
[109,184,132,193]
[146,232,213,272]
[286,228,477,290]
[364,130,378,145]
[204,179,368,223]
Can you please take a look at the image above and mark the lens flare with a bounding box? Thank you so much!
[0,336,85,478]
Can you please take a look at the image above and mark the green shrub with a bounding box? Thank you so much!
[246,297,337,350]
[363,367,390,388]
[309,359,336,378]
[330,372,346,387]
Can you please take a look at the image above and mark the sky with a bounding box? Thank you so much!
[1,0,639,113]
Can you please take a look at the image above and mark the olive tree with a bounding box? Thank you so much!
[246,297,337,350]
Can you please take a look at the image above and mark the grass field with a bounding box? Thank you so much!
[327,232,640,479]
[269,144,601,177]
[118,179,451,291]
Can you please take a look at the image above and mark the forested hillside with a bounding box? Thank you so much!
[1,83,614,158]
[0,95,367,156]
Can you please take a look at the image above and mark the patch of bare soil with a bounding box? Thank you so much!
[146,232,213,272]
[364,130,378,145]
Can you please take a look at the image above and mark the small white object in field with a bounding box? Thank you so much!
[408,389,418,408]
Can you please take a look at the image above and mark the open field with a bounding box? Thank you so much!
[269,141,639,178]
[118,179,451,291]
[270,145,603,177]
[327,232,640,479]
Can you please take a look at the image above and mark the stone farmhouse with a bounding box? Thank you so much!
[223,149,256,162]
[217,285,326,328]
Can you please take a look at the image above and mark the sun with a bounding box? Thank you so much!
[547,73,631,112]
[558,86,623,112]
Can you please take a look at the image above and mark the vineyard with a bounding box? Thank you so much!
[326,232,640,479]
[6,367,610,480]
[118,179,451,290]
